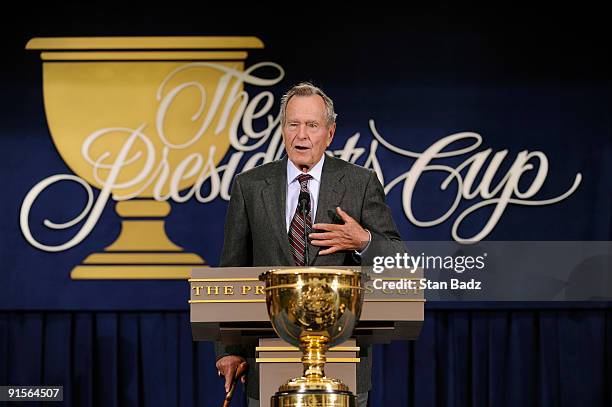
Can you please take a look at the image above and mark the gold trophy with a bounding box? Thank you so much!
[259,268,366,407]
[26,37,264,279]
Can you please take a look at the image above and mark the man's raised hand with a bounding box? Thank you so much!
[310,207,370,255]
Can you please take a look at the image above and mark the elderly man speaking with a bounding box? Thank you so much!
[216,82,404,406]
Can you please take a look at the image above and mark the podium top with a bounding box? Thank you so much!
[189,267,424,344]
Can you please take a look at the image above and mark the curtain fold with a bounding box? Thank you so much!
[1,309,609,407]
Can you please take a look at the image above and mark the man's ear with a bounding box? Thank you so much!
[326,122,336,147]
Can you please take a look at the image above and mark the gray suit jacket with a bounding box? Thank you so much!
[217,155,405,398]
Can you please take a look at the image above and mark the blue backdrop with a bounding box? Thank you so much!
[0,4,610,406]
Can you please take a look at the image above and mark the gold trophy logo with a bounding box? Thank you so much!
[26,36,264,279]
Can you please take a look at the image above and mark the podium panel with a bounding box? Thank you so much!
[190,267,424,346]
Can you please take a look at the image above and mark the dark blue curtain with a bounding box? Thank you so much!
[1,309,610,407]
[371,308,612,407]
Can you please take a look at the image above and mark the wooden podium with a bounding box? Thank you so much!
[189,267,424,403]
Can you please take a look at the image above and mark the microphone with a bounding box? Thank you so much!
[298,191,310,213]
[298,191,310,265]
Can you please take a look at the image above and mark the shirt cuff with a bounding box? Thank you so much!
[354,229,372,257]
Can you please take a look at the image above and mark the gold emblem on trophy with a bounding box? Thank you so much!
[25,36,264,279]
[260,268,366,407]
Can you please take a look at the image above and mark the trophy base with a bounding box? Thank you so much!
[71,251,206,279]
[273,377,355,406]
[279,376,350,393]
[271,390,355,407]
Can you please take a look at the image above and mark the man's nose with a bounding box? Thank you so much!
[296,125,309,139]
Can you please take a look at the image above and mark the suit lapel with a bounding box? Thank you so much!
[261,156,294,265]
[310,156,346,264]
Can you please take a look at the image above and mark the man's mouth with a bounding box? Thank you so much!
[295,146,310,151]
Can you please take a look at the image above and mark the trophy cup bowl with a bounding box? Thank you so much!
[259,268,366,407]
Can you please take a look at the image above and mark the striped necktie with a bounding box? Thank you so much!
[288,174,312,266]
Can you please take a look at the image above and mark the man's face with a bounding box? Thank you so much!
[282,95,336,172]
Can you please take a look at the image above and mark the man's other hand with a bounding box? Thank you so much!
[216,355,247,392]
[310,207,370,254]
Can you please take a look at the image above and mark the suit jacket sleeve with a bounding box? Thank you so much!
[360,170,407,264]
[216,176,252,360]
[219,175,252,267]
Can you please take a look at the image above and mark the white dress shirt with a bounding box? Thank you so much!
[285,155,371,255]
[285,155,325,232]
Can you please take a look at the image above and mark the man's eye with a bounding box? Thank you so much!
[307,123,318,128]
